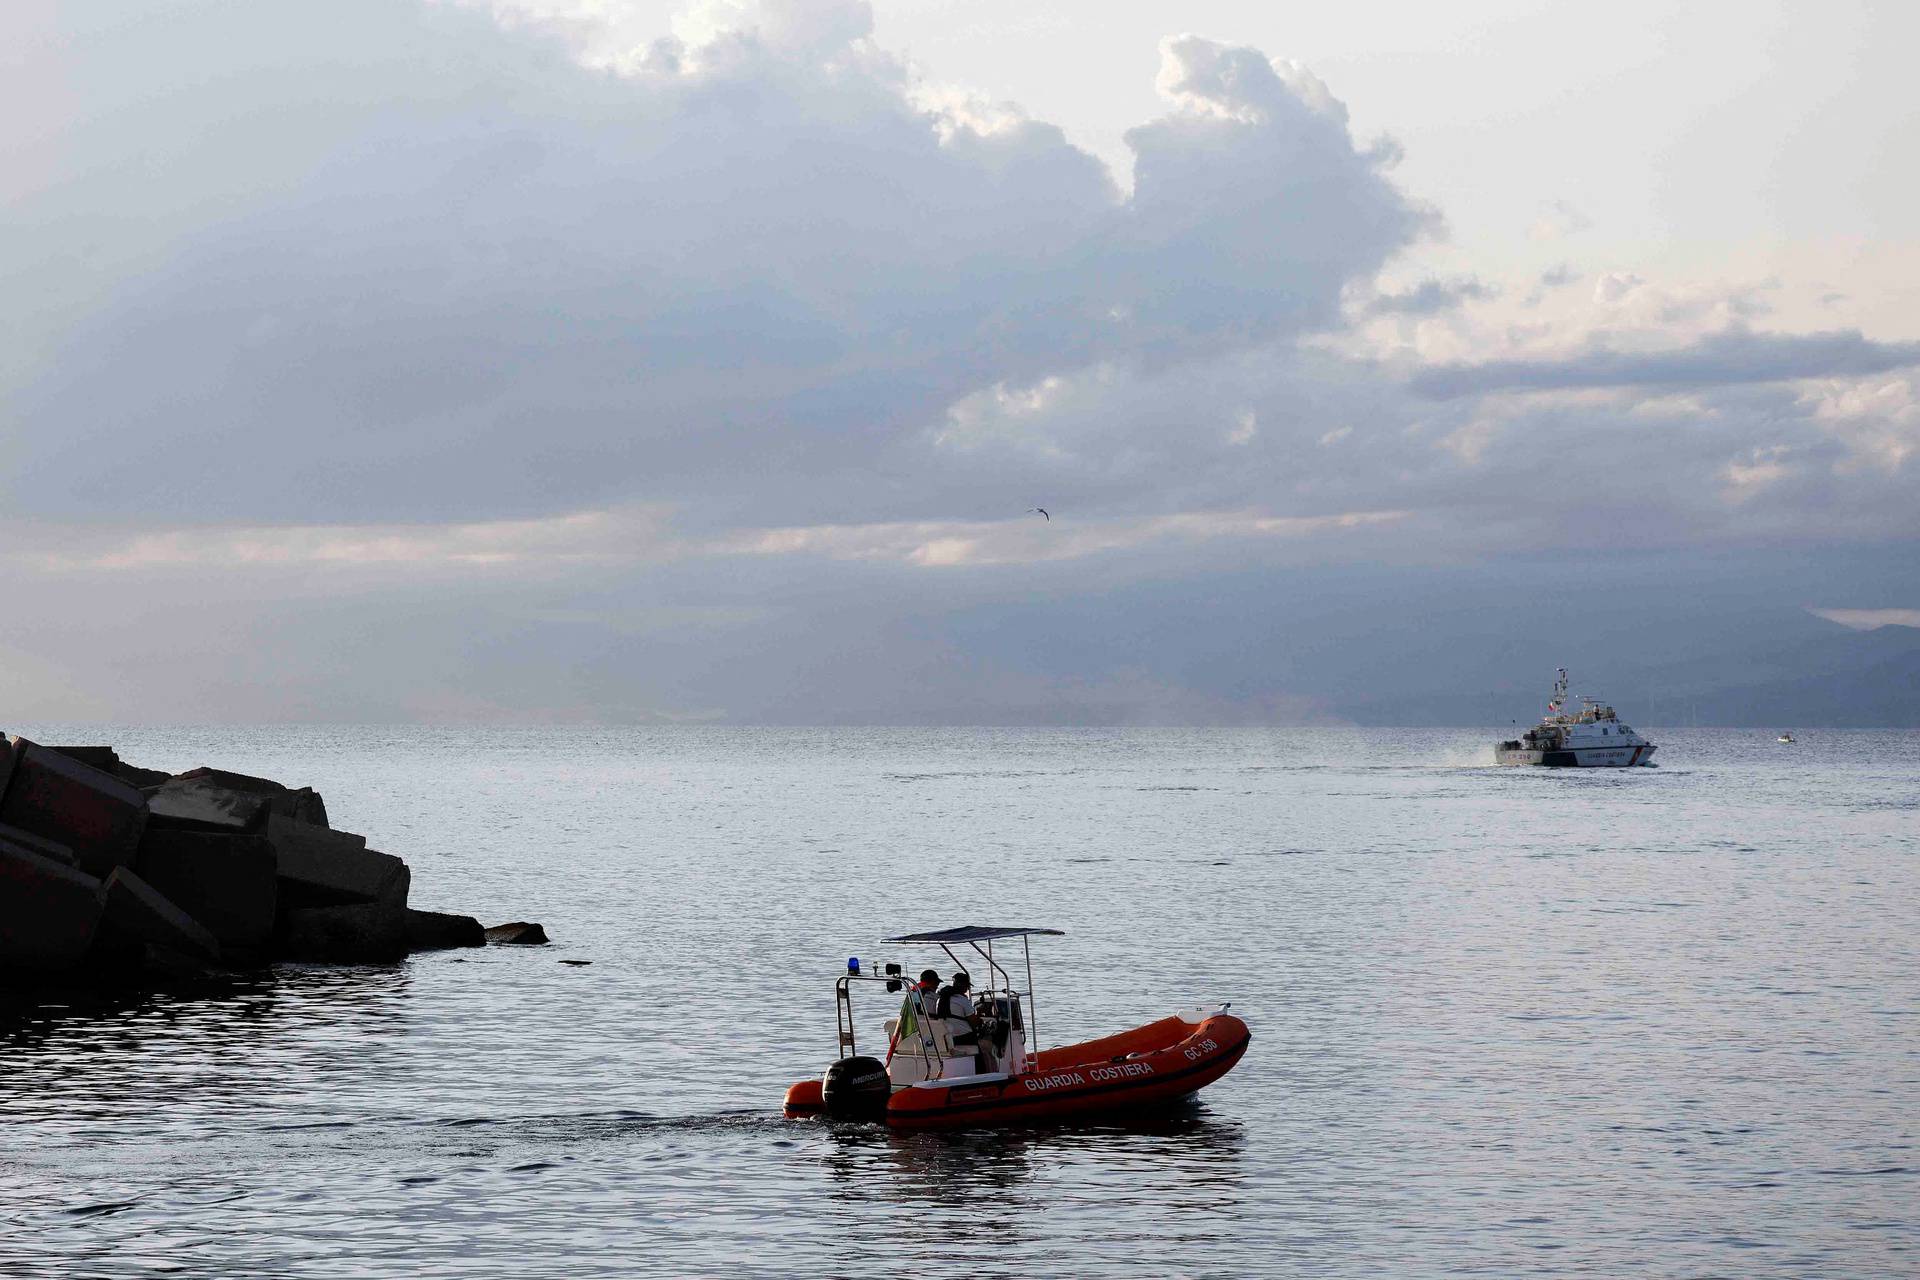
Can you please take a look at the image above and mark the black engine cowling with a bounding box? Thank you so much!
[820,1056,891,1121]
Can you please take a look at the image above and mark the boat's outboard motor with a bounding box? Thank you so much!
[820,1056,891,1121]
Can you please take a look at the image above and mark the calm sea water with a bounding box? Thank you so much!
[1,726,1914,1278]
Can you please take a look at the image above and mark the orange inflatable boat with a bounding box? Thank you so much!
[782,926,1250,1128]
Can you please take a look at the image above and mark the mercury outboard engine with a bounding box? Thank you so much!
[820,1056,891,1121]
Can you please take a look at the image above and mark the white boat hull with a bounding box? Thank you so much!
[1495,743,1657,768]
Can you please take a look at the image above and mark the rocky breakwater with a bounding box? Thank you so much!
[0,737,544,986]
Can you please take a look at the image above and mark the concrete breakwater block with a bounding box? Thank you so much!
[0,843,104,970]
[265,813,407,907]
[47,746,121,773]
[0,737,149,878]
[0,822,80,868]
[146,778,269,832]
[136,830,277,949]
[1,738,509,981]
[173,768,329,827]
[279,901,409,964]
[100,867,221,963]
[405,909,485,950]
[115,761,172,789]
[484,921,549,945]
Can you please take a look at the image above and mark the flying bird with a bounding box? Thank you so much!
[1029,507,1050,521]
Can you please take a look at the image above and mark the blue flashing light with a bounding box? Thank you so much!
[848,956,860,975]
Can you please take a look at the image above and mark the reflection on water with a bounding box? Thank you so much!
[3,963,416,1052]
[2,725,1916,1277]
[819,1103,1247,1210]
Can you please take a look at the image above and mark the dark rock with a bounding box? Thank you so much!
[47,745,120,772]
[404,909,485,951]
[0,736,149,878]
[0,843,104,971]
[291,788,328,828]
[99,867,221,963]
[266,813,406,907]
[173,768,329,827]
[174,766,285,791]
[115,762,172,789]
[279,900,408,964]
[145,778,269,833]
[484,921,549,945]
[0,821,79,868]
[134,830,277,951]
[140,943,219,980]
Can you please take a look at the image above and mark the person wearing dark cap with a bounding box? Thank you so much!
[888,969,942,1065]
[936,971,985,1069]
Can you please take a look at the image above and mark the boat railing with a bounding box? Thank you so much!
[832,953,1041,1067]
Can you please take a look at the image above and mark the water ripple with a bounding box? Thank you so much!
[1,725,1915,1278]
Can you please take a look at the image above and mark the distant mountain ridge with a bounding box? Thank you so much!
[1339,622,1920,728]
[1658,624,1920,728]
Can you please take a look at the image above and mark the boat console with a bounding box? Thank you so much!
[883,988,1029,1084]
[976,994,1030,1075]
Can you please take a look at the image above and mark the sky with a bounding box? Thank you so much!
[2,0,1916,724]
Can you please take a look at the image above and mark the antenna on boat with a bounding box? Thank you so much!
[1546,667,1569,717]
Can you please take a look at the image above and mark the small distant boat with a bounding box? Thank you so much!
[783,925,1249,1128]
[1495,668,1657,767]
[1777,732,1795,744]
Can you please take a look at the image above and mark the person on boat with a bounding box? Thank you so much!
[888,970,943,1063]
[935,972,985,1069]
[908,970,939,1030]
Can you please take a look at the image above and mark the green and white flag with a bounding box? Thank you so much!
[896,993,921,1042]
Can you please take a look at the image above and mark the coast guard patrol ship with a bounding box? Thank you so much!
[1495,669,1657,767]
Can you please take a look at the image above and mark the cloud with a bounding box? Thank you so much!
[1368,277,1497,315]
[1721,444,1795,501]
[1529,198,1592,241]
[1800,375,1920,474]
[12,1,1907,560]
[4,0,1920,725]
[1593,271,1644,305]
[5,509,671,575]
[3,502,1409,578]
[718,506,1409,566]
[1,4,1421,533]
[1408,329,1920,398]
